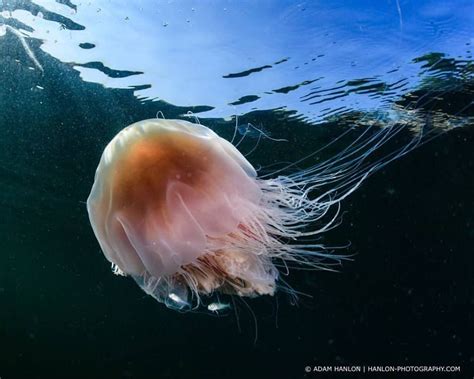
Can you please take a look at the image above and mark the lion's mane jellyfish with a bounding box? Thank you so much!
[87,118,420,311]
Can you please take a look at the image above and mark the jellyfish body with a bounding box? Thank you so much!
[87,117,421,311]
[88,119,281,310]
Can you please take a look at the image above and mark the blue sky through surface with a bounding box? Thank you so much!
[1,0,472,121]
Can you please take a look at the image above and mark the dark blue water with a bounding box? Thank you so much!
[1,1,473,378]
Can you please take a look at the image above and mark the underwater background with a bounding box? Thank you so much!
[0,1,473,378]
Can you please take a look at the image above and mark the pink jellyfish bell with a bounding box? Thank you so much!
[87,117,414,311]
[87,119,283,310]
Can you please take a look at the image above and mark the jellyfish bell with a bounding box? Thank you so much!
[87,116,429,311]
[87,119,284,310]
